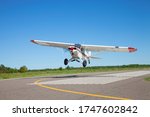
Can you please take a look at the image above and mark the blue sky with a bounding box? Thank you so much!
[0,0,150,69]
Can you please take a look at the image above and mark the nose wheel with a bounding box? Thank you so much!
[64,58,68,65]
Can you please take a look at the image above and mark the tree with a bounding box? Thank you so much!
[0,64,7,73]
[19,66,28,73]
[59,67,63,70]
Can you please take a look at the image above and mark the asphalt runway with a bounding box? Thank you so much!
[0,70,150,100]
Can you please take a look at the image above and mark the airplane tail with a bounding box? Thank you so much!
[87,51,101,59]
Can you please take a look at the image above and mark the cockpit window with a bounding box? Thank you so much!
[75,44,81,48]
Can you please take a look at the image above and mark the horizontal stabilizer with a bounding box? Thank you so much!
[89,56,101,59]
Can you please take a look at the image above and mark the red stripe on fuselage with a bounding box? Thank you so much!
[68,47,76,51]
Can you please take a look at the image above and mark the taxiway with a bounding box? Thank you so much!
[0,70,150,100]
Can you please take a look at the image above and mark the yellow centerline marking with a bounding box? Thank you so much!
[34,79,130,100]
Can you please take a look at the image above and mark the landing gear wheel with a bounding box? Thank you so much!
[82,60,87,67]
[64,58,68,65]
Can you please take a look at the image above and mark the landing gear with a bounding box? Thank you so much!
[82,60,87,67]
[64,58,68,65]
[88,59,90,64]
[64,58,88,67]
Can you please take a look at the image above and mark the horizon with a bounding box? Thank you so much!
[1,63,150,70]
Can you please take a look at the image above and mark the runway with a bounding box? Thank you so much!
[0,70,150,100]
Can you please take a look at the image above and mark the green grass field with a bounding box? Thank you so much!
[0,64,150,80]
[144,77,150,81]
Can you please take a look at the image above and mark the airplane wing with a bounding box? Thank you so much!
[31,40,137,53]
[31,40,74,49]
[81,44,137,53]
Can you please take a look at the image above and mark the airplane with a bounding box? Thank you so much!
[31,40,137,67]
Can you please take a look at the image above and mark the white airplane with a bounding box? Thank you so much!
[31,40,137,67]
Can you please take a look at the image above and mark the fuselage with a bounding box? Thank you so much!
[68,46,89,60]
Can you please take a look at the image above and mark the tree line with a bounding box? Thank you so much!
[0,64,150,73]
[0,64,28,73]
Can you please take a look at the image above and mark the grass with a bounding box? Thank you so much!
[144,77,150,81]
[0,64,150,80]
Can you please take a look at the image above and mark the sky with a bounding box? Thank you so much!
[0,0,150,69]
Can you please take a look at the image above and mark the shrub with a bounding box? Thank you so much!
[19,66,28,73]
[59,67,63,70]
[66,66,70,69]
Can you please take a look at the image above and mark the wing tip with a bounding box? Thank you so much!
[31,40,35,43]
[128,47,137,52]
[31,40,38,44]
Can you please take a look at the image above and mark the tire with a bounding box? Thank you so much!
[82,60,87,67]
[64,58,68,65]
